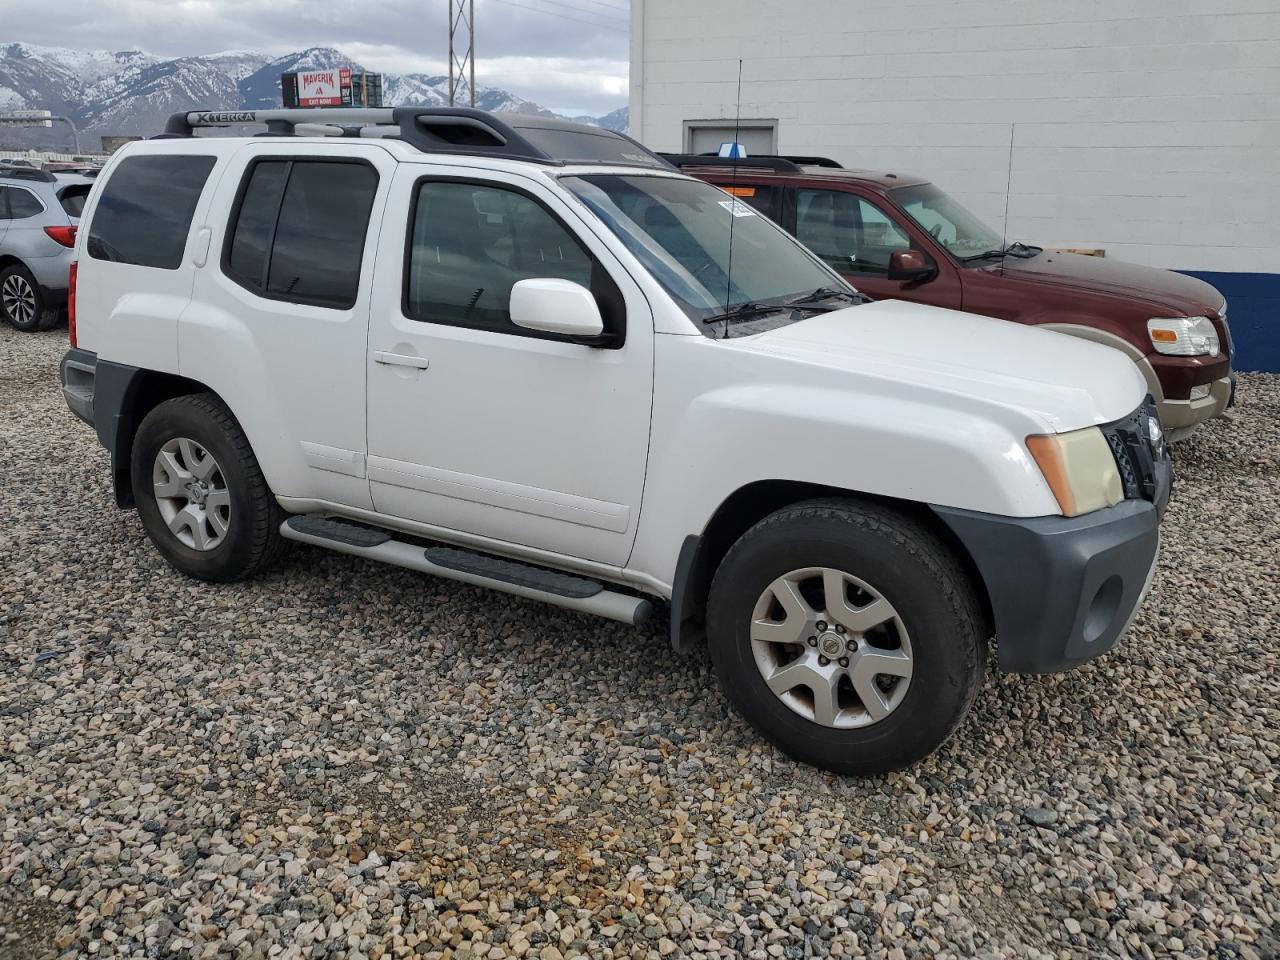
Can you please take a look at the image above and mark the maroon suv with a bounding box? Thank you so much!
[670,155,1234,439]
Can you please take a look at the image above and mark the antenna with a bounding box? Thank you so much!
[722,58,744,339]
[448,0,476,107]
[999,122,1015,276]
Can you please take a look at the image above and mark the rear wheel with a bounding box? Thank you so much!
[0,265,59,332]
[131,393,285,582]
[706,499,987,775]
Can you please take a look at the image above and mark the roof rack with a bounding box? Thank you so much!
[660,153,803,172]
[660,153,846,172]
[0,166,57,182]
[160,107,672,169]
[772,155,842,168]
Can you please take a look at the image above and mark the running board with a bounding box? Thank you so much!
[280,516,653,626]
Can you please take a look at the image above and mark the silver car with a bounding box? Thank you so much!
[0,168,91,331]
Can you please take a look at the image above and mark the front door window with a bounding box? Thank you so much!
[795,189,911,276]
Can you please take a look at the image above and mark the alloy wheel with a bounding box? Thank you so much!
[750,567,913,728]
[152,437,232,551]
[1,274,36,327]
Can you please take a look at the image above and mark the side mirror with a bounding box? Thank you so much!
[887,249,936,283]
[509,278,605,339]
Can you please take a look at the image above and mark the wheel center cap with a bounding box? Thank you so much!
[187,481,209,506]
[817,631,845,658]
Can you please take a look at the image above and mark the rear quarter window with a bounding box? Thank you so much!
[87,154,216,269]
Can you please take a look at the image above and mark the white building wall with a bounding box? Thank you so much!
[630,0,1280,273]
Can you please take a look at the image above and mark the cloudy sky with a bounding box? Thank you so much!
[9,0,630,115]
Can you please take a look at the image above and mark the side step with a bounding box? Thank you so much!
[281,516,653,626]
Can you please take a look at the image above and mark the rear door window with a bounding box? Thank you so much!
[7,188,44,219]
[87,155,216,268]
[223,159,379,310]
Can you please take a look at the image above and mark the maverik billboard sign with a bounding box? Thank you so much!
[282,69,384,109]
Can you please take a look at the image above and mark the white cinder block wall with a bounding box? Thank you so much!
[630,0,1280,274]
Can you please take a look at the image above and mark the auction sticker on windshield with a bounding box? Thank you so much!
[718,199,757,217]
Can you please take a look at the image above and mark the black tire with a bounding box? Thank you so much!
[131,393,285,582]
[0,264,60,332]
[706,498,987,775]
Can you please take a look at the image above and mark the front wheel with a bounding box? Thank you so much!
[706,499,987,775]
[131,393,285,582]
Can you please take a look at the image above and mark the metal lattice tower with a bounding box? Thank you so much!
[448,0,476,108]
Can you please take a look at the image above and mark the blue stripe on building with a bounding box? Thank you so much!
[1179,271,1280,373]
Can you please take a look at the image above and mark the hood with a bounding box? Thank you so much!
[744,299,1146,433]
[989,251,1225,316]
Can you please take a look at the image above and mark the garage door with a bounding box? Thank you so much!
[685,122,777,155]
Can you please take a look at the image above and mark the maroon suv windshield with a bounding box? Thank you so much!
[891,183,1005,260]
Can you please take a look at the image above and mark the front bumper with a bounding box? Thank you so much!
[1155,374,1233,435]
[934,498,1162,674]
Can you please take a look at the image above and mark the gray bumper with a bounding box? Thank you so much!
[60,347,97,427]
[934,499,1162,674]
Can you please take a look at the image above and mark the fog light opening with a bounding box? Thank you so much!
[1083,575,1124,645]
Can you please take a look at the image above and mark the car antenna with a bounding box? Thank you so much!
[999,122,1015,277]
[722,58,744,339]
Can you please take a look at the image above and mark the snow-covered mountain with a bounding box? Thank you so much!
[0,42,628,147]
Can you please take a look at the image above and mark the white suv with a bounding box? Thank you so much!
[60,108,1171,774]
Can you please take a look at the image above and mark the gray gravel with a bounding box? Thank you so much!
[2,323,1278,960]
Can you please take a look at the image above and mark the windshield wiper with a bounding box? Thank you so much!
[959,248,1006,262]
[787,286,860,308]
[701,301,791,326]
[960,242,1042,262]
[1004,241,1042,258]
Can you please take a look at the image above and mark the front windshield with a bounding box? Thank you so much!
[892,183,1005,259]
[562,173,849,333]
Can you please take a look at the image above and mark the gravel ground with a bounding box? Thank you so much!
[2,323,1278,960]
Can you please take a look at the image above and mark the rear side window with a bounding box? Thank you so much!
[87,154,216,269]
[7,188,44,220]
[719,183,779,220]
[223,159,378,310]
[58,185,92,218]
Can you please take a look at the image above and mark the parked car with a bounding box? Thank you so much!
[0,167,88,331]
[60,107,1170,774]
[669,154,1234,441]
[42,161,98,174]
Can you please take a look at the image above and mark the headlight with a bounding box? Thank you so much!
[1147,316,1220,357]
[1026,426,1125,517]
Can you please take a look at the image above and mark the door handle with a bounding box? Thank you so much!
[374,351,430,370]
[191,227,212,268]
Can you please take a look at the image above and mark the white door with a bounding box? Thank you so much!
[366,165,654,567]
[75,147,225,372]
[180,142,396,509]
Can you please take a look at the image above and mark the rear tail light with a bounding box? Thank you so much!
[68,261,78,347]
[44,225,78,248]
